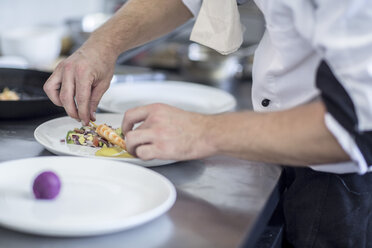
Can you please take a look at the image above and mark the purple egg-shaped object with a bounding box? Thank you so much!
[33,171,61,200]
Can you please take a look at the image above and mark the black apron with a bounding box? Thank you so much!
[282,167,372,248]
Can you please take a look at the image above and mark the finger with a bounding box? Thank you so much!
[75,69,94,125]
[125,129,155,155]
[135,144,157,161]
[59,66,79,120]
[132,120,149,130]
[43,68,63,106]
[89,78,111,121]
[122,106,151,135]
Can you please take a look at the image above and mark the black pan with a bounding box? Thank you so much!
[0,68,64,119]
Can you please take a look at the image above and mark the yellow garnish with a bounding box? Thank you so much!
[95,147,134,158]
[90,121,98,128]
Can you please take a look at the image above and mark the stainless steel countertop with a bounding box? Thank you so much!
[0,81,282,248]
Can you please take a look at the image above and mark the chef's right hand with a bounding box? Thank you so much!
[43,42,117,125]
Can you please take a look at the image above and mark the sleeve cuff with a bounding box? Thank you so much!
[324,113,368,174]
[182,0,202,17]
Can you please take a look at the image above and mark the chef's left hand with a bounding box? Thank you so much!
[122,103,215,160]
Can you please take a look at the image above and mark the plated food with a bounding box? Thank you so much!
[35,113,173,167]
[65,123,123,148]
[0,156,176,236]
[32,171,61,200]
[0,87,20,100]
[64,121,132,158]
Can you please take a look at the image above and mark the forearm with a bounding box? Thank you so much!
[205,101,350,166]
[85,0,193,58]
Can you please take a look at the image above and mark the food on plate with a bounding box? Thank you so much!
[0,87,20,100]
[93,121,127,150]
[65,122,123,148]
[65,121,132,158]
[32,171,61,200]
[95,146,134,158]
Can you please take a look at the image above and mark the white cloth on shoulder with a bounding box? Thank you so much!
[189,0,244,55]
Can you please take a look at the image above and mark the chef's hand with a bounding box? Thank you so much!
[43,43,117,125]
[122,103,216,161]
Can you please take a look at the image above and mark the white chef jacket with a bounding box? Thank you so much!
[182,0,372,174]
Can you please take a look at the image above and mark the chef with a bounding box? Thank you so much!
[44,0,372,247]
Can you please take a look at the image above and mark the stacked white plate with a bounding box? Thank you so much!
[98,80,237,114]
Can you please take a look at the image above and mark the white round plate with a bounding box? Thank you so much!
[0,156,176,237]
[98,80,237,114]
[34,113,175,167]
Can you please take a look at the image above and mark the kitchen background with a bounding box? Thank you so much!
[0,0,115,31]
[0,0,265,109]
